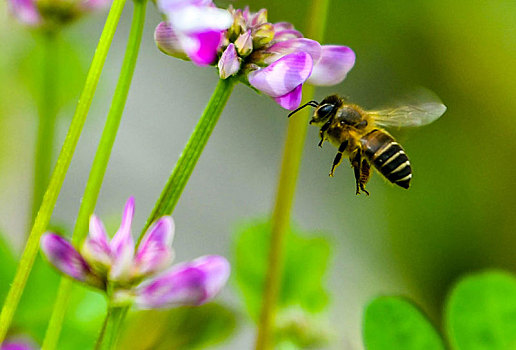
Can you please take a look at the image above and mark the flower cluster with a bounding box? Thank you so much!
[1,339,34,350]
[8,0,110,29]
[40,197,230,308]
[155,3,355,110]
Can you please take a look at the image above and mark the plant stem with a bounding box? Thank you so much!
[139,77,236,239]
[95,306,128,350]
[32,31,59,223]
[94,306,112,350]
[255,1,331,349]
[111,76,236,340]
[0,0,127,341]
[108,76,235,343]
[42,1,147,348]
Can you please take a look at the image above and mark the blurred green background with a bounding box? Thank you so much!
[1,0,516,348]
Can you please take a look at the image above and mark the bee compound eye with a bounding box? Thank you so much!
[318,104,334,118]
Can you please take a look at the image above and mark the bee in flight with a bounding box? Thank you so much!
[288,94,446,195]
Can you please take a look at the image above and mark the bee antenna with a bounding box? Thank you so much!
[287,100,319,118]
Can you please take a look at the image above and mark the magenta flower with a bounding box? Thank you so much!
[1,339,35,350]
[40,197,230,308]
[7,0,110,28]
[156,0,233,65]
[154,5,355,110]
[135,255,230,308]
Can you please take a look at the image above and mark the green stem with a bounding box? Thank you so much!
[32,31,59,223]
[95,306,128,350]
[94,306,112,350]
[109,77,236,339]
[139,77,236,239]
[42,1,147,348]
[0,0,127,341]
[255,1,331,349]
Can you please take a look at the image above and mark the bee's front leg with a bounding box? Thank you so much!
[329,140,348,177]
[318,120,332,147]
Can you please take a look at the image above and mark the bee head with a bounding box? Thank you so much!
[309,95,343,126]
[287,95,344,126]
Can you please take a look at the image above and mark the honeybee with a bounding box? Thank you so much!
[288,94,446,195]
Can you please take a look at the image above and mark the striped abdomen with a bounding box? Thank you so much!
[361,129,412,189]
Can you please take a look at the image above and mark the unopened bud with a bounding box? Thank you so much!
[235,29,253,57]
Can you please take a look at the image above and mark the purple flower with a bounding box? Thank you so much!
[41,234,93,282]
[40,197,229,309]
[156,0,233,65]
[135,255,230,308]
[81,197,174,281]
[8,0,41,27]
[1,338,36,350]
[7,0,110,28]
[154,5,355,110]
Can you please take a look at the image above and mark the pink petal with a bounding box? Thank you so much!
[218,43,241,79]
[166,5,232,34]
[273,29,304,42]
[40,234,92,282]
[241,6,250,22]
[154,22,188,60]
[248,52,313,97]
[308,45,356,86]
[134,217,175,276]
[181,30,223,66]
[8,0,41,26]
[158,0,213,13]
[135,255,230,309]
[110,197,135,252]
[264,38,321,65]
[81,215,112,268]
[250,8,267,27]
[186,255,230,303]
[274,84,303,110]
[1,339,35,350]
[88,214,110,245]
[273,22,294,32]
[109,197,135,280]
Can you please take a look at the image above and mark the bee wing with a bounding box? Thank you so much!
[368,102,446,128]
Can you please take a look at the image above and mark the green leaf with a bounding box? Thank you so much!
[118,303,237,350]
[363,296,445,350]
[445,270,516,350]
[234,220,331,321]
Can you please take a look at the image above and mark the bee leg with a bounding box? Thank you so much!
[359,159,371,196]
[318,132,325,147]
[318,121,331,147]
[350,150,363,195]
[329,140,348,177]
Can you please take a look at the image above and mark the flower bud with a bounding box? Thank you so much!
[227,9,246,41]
[218,44,241,79]
[154,22,189,61]
[252,23,274,49]
[250,8,267,27]
[234,29,253,57]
